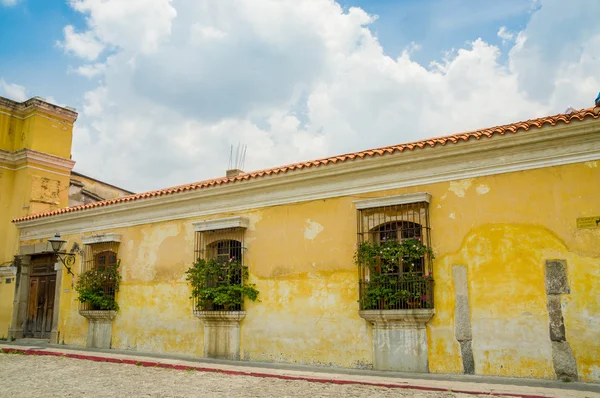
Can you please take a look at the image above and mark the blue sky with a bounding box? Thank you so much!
[0,1,88,104]
[340,0,533,60]
[0,0,598,192]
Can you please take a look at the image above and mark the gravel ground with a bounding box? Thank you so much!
[0,354,511,398]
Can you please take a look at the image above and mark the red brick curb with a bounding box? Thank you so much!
[1,348,552,398]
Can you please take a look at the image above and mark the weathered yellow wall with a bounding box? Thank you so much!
[0,166,17,263]
[0,111,23,152]
[0,109,73,158]
[1,166,70,266]
[0,277,15,338]
[52,225,205,353]
[425,160,600,382]
[35,159,599,381]
[0,110,73,159]
[241,200,372,367]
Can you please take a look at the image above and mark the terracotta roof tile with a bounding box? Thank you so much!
[13,106,600,223]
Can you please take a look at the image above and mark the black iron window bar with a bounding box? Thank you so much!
[357,202,434,310]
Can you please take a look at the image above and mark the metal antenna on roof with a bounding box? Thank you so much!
[240,144,247,170]
[227,143,247,175]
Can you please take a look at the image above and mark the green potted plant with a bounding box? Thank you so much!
[355,238,434,310]
[75,260,121,311]
[186,257,259,311]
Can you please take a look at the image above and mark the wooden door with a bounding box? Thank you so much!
[25,255,57,339]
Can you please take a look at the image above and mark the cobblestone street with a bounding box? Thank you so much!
[0,354,512,398]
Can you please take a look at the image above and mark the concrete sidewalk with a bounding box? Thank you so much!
[1,341,598,398]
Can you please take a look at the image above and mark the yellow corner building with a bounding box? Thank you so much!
[0,96,77,339]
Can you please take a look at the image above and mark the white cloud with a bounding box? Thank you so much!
[66,0,600,192]
[82,86,108,117]
[497,26,515,44]
[69,0,177,54]
[190,24,226,44]
[1,0,20,6]
[74,63,107,78]
[58,25,105,60]
[508,0,600,103]
[0,79,28,101]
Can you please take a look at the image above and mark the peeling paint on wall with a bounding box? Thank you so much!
[449,213,456,219]
[129,224,187,283]
[448,179,473,198]
[304,219,324,240]
[430,223,600,382]
[585,161,598,168]
[247,212,263,231]
[31,175,61,204]
[476,185,490,195]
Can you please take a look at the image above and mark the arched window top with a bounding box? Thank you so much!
[371,221,422,243]
[94,250,117,270]
[207,239,243,263]
[194,225,246,264]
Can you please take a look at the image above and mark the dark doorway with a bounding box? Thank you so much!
[25,254,57,339]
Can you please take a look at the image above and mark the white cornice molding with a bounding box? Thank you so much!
[0,148,75,172]
[192,216,249,232]
[0,96,78,123]
[354,192,431,210]
[15,120,600,240]
[82,233,122,245]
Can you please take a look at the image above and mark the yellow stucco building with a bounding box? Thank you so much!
[4,102,600,383]
[0,96,77,339]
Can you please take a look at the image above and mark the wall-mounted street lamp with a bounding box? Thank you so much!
[48,233,79,276]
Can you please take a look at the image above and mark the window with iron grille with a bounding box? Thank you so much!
[355,194,434,310]
[192,225,249,311]
[78,241,120,312]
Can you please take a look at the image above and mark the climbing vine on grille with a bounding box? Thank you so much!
[186,258,259,311]
[75,260,121,311]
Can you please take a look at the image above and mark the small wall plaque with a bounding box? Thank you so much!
[576,216,600,229]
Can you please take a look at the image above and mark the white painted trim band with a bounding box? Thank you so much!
[0,148,75,172]
[82,233,122,245]
[193,216,249,232]
[0,165,72,177]
[354,192,431,209]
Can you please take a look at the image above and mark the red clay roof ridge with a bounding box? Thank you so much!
[12,106,600,223]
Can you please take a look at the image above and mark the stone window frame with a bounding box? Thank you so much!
[191,216,250,312]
